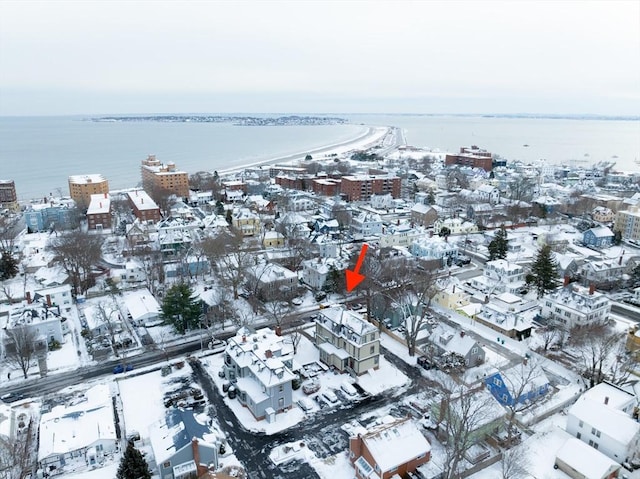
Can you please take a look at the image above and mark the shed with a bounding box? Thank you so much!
[555,438,620,479]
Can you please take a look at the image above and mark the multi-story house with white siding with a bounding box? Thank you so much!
[540,284,611,330]
[471,259,526,295]
[615,205,640,242]
[315,307,380,376]
[222,327,296,421]
[566,382,640,464]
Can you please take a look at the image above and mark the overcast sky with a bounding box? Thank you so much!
[1,0,638,116]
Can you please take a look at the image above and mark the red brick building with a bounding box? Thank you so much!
[445,145,493,172]
[127,190,161,223]
[312,178,341,197]
[86,193,112,230]
[349,417,431,479]
[340,175,401,202]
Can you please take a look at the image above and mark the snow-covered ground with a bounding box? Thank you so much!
[202,331,409,436]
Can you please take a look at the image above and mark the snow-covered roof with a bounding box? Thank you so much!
[38,384,116,461]
[585,226,614,238]
[226,328,296,389]
[581,382,637,411]
[429,324,478,357]
[87,193,111,215]
[317,307,378,344]
[568,397,640,445]
[123,289,160,322]
[148,408,217,465]
[360,417,431,474]
[556,438,619,479]
[127,190,158,211]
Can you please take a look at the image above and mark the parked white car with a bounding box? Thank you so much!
[321,389,339,404]
[340,381,358,397]
[297,397,315,412]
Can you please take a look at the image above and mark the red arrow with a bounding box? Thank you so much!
[346,243,369,292]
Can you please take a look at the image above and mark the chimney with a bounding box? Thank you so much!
[104,192,107,198]
[460,330,465,337]
[275,326,282,336]
[265,349,273,358]
[242,335,247,343]
[589,284,595,295]
[26,291,32,304]
[46,294,52,307]
[604,396,609,405]
[191,438,207,476]
[619,255,623,265]
[564,276,570,287]
[452,285,456,294]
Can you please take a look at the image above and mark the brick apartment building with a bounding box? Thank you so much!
[340,175,401,202]
[140,155,190,198]
[86,193,112,230]
[127,190,161,223]
[68,174,109,207]
[0,180,18,210]
[445,145,494,172]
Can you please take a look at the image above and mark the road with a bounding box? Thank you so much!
[189,344,437,479]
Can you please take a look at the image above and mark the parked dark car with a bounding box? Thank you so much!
[417,356,433,370]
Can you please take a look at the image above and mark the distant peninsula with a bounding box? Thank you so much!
[89,114,348,126]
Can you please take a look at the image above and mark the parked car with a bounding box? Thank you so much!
[297,397,315,412]
[113,364,133,374]
[302,380,320,395]
[208,339,227,353]
[321,389,339,404]
[340,381,358,397]
[228,386,237,399]
[417,356,433,370]
[1,392,24,403]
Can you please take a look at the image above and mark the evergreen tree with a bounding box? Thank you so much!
[117,441,152,479]
[487,226,508,261]
[526,244,558,298]
[613,230,622,246]
[161,282,202,334]
[0,252,19,280]
[225,209,233,225]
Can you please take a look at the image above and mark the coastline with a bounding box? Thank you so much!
[217,125,392,176]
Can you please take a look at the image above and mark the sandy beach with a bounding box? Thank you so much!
[217,125,394,176]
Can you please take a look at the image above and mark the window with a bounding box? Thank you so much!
[163,461,171,468]
[576,432,581,439]
[278,397,284,407]
[579,420,583,428]
[370,346,375,354]
[493,378,502,387]
[279,384,283,392]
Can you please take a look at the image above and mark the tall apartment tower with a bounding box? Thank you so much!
[68,174,109,208]
[0,180,19,211]
[140,155,189,199]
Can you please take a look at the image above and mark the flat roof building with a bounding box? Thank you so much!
[141,155,189,199]
[68,174,109,208]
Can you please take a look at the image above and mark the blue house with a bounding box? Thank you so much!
[485,364,550,407]
[582,226,614,248]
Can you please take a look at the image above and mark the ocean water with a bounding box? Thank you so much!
[0,114,638,202]
[352,114,640,170]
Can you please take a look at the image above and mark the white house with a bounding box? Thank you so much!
[471,260,526,295]
[432,217,478,236]
[246,262,298,300]
[351,212,383,237]
[301,258,345,291]
[540,285,611,330]
[379,223,421,249]
[476,184,500,204]
[123,289,161,326]
[566,385,640,464]
[222,327,296,421]
[38,384,117,473]
[411,236,459,266]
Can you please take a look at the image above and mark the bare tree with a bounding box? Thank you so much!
[570,323,620,388]
[499,358,545,445]
[95,301,121,358]
[0,285,17,305]
[605,339,638,386]
[49,230,103,296]
[437,385,496,479]
[201,229,252,299]
[0,433,32,479]
[4,326,45,379]
[500,444,531,479]
[535,323,561,352]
